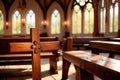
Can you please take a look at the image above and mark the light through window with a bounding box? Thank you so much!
[72,4,81,34]
[0,10,4,34]
[84,3,94,34]
[100,0,106,33]
[26,10,35,34]
[12,10,21,34]
[51,9,60,34]
[109,1,118,32]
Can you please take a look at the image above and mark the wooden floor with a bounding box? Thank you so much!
[0,51,120,80]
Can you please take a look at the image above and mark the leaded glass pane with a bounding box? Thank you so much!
[12,10,21,34]
[84,3,94,34]
[26,10,35,34]
[51,9,60,34]
[114,3,118,32]
[72,5,81,34]
[0,10,4,34]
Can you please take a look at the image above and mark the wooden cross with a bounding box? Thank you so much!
[10,28,41,80]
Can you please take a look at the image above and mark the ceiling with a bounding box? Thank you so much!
[1,0,73,20]
[1,0,72,13]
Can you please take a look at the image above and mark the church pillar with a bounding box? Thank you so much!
[93,0,100,36]
[118,0,120,37]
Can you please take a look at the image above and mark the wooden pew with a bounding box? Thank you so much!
[40,37,60,74]
[73,37,111,50]
[62,37,120,80]
[40,37,58,41]
[2,28,41,80]
[62,37,73,79]
[89,40,120,58]
[62,51,120,80]
[0,29,60,80]
[110,37,120,42]
[0,37,60,76]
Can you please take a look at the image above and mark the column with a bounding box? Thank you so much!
[118,0,120,37]
[93,0,100,36]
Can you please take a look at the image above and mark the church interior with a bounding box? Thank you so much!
[0,0,120,80]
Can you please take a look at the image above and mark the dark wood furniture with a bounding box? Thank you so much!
[0,29,60,80]
[90,40,120,58]
[73,37,110,50]
[62,37,120,80]
[62,51,120,80]
[0,28,41,80]
[110,38,120,42]
[40,37,60,74]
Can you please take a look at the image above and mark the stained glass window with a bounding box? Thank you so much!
[109,0,118,32]
[0,10,4,34]
[100,0,106,33]
[84,3,94,34]
[51,9,60,34]
[26,10,35,34]
[12,10,21,34]
[72,5,81,34]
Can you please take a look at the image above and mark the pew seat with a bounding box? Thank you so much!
[0,36,60,77]
[62,50,120,80]
[90,40,120,58]
[62,37,120,80]
[73,37,111,50]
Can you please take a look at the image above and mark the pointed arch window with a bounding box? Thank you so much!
[72,4,82,34]
[0,10,4,34]
[109,0,118,32]
[26,10,35,34]
[51,9,60,34]
[100,0,106,33]
[84,3,94,34]
[114,2,118,32]
[12,10,21,34]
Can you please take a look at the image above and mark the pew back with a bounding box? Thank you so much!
[73,37,111,50]
[0,30,60,78]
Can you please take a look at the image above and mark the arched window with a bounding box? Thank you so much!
[51,9,60,34]
[100,0,106,33]
[26,10,35,34]
[72,4,82,34]
[0,10,4,34]
[12,10,21,34]
[109,0,118,32]
[114,2,118,32]
[84,3,94,34]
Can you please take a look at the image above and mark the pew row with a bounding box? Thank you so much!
[62,37,120,80]
[89,40,120,58]
[73,37,111,50]
[0,29,60,79]
[62,51,120,80]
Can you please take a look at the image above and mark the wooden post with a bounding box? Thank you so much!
[31,28,41,80]
[10,28,41,80]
